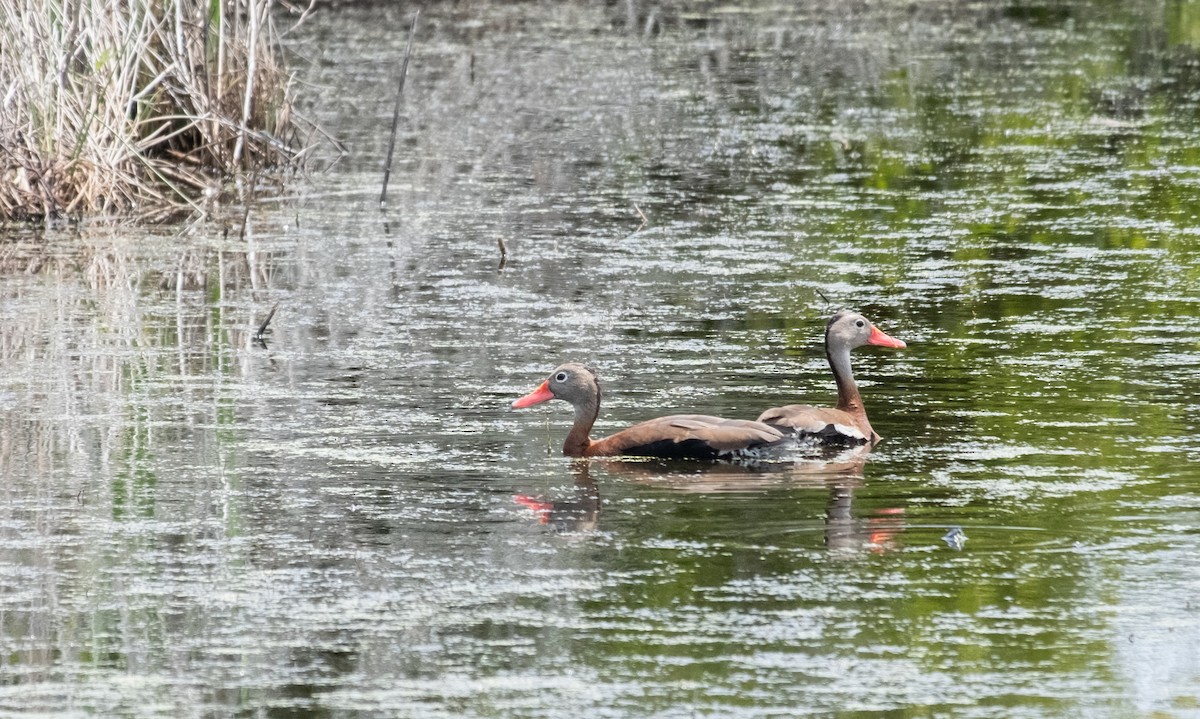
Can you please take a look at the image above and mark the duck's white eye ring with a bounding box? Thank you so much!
[855,319,865,328]
[554,372,568,382]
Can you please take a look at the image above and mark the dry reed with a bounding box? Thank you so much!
[0,0,304,221]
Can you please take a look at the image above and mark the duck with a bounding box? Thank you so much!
[512,362,784,459]
[757,311,906,445]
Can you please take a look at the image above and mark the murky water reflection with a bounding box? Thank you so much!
[2,1,1200,717]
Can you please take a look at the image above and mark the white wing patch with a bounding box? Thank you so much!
[832,423,867,440]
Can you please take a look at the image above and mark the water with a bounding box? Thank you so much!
[2,1,1200,716]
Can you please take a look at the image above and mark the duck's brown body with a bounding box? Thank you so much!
[757,404,876,444]
[513,364,783,459]
[579,414,783,459]
[758,311,906,445]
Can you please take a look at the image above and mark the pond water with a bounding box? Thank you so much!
[3,1,1200,716]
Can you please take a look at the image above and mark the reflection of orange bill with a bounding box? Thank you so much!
[514,494,552,524]
[868,507,905,548]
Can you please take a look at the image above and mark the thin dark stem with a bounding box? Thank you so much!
[238,204,250,241]
[255,301,279,341]
[379,10,419,210]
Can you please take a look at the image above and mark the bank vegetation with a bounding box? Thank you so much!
[0,0,308,222]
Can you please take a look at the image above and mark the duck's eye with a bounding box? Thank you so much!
[554,372,568,383]
[855,319,865,328]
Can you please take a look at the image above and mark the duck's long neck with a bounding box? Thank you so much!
[563,384,600,457]
[828,343,864,416]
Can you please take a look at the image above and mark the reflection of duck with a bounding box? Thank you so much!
[824,485,905,553]
[512,363,783,459]
[514,462,600,533]
[759,311,906,445]
[595,444,871,492]
[613,451,906,552]
[514,446,906,552]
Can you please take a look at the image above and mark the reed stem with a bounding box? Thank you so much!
[380,10,420,210]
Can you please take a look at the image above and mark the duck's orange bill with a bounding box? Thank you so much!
[512,380,555,408]
[868,325,907,349]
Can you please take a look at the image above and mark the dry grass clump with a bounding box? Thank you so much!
[0,0,306,221]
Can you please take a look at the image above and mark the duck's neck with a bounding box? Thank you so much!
[828,343,864,416]
[563,385,600,457]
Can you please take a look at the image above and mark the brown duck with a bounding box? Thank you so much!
[757,311,906,445]
[513,363,784,459]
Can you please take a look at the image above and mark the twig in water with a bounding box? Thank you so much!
[255,301,279,341]
[644,9,659,37]
[633,203,648,232]
[814,288,832,306]
[497,237,508,270]
[380,10,420,210]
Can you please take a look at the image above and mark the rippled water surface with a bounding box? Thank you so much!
[3,1,1200,717]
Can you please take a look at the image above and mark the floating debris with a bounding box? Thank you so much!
[943,526,968,550]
